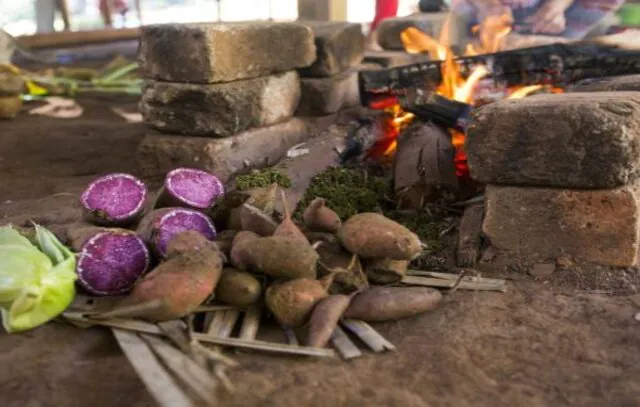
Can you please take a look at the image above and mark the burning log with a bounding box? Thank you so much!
[393,120,458,198]
[358,40,640,104]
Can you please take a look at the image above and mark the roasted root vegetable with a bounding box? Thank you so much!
[155,167,224,210]
[229,231,260,270]
[366,258,409,284]
[303,198,342,233]
[247,236,318,280]
[80,173,148,227]
[215,268,262,306]
[116,247,223,321]
[337,213,422,260]
[344,286,442,322]
[68,226,150,296]
[307,294,351,347]
[136,208,216,259]
[265,278,328,327]
[273,191,308,243]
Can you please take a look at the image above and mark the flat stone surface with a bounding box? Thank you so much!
[137,118,313,183]
[298,21,364,77]
[139,22,315,83]
[140,71,300,137]
[376,13,449,51]
[296,69,360,116]
[484,184,640,267]
[362,50,429,67]
[569,75,640,92]
[466,92,640,188]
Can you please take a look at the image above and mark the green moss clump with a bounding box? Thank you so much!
[235,168,292,190]
[295,167,391,221]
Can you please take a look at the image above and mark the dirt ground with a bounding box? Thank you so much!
[1,98,639,407]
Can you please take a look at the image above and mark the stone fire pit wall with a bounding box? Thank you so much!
[136,21,318,183]
[465,89,640,267]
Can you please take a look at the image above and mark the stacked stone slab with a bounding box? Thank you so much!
[136,21,316,182]
[295,21,364,116]
[465,92,640,267]
[374,13,449,51]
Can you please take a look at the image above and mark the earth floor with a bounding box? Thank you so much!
[1,98,639,407]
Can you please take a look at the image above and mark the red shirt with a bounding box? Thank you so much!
[371,0,399,31]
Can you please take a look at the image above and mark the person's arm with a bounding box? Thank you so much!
[563,0,625,39]
[370,0,399,31]
[525,0,574,34]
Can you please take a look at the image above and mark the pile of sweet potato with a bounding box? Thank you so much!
[69,169,443,346]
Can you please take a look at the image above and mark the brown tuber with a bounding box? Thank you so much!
[215,268,262,306]
[239,203,278,236]
[265,278,328,327]
[116,246,224,321]
[316,241,368,294]
[344,286,442,322]
[337,213,422,260]
[307,294,352,348]
[165,230,218,258]
[366,258,409,284]
[246,236,318,280]
[229,231,260,270]
[273,191,308,243]
[303,198,342,233]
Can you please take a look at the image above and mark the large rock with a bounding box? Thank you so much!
[298,21,364,77]
[362,50,429,68]
[376,13,449,51]
[139,22,316,83]
[466,92,640,189]
[140,71,300,137]
[137,118,313,182]
[483,184,640,267]
[296,70,360,116]
[569,75,640,92]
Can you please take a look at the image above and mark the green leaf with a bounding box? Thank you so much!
[0,225,77,333]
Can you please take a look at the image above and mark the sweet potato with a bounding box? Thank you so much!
[80,173,147,227]
[344,286,442,322]
[273,191,308,243]
[303,198,342,233]
[116,247,223,321]
[307,294,352,348]
[337,213,422,260]
[214,229,238,257]
[239,203,278,236]
[229,231,260,270]
[68,226,151,296]
[366,258,409,284]
[155,167,224,210]
[136,208,216,259]
[247,236,318,280]
[265,278,328,327]
[165,230,217,258]
[316,241,368,294]
[215,268,262,306]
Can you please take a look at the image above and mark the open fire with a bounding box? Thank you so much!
[367,12,564,179]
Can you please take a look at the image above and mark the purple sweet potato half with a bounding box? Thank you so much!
[137,208,217,259]
[157,168,224,210]
[76,230,151,296]
[80,173,147,226]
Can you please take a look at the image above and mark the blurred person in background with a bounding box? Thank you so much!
[35,0,71,33]
[450,0,625,40]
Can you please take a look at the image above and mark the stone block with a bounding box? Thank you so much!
[137,118,312,183]
[362,50,429,67]
[298,21,364,77]
[140,71,300,137]
[376,13,449,51]
[483,184,640,267]
[296,70,360,116]
[466,92,640,188]
[139,22,315,83]
[569,75,640,92]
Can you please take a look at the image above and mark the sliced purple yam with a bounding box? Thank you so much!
[80,173,148,226]
[76,230,151,296]
[137,208,217,259]
[156,168,225,210]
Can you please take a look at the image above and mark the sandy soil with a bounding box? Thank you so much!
[1,98,639,407]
